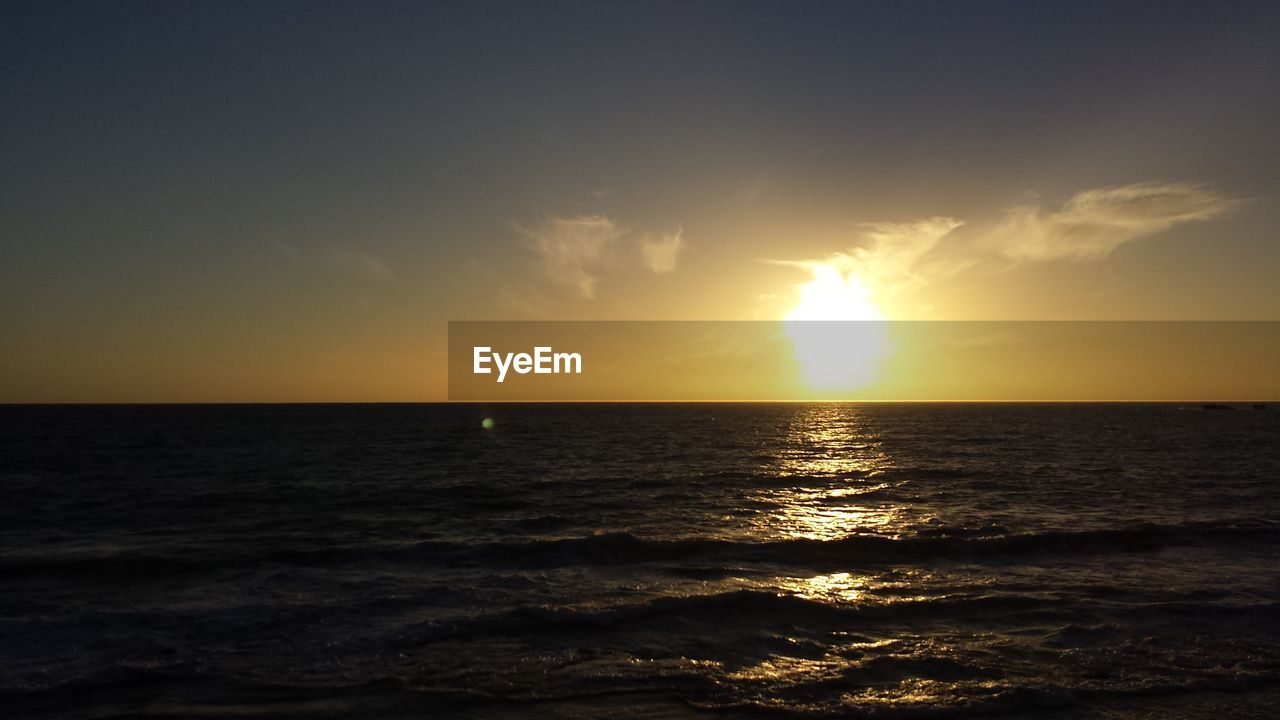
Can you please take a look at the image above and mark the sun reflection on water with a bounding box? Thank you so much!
[792,571,867,602]
[752,404,901,541]
[771,568,937,606]
[719,405,966,708]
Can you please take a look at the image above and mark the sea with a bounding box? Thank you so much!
[2,403,1279,719]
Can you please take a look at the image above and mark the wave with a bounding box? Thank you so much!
[697,675,1280,720]
[10,659,1280,720]
[3,520,1278,580]
[357,519,1280,569]
[411,588,1089,646]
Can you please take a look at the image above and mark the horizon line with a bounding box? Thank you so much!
[2,400,1276,407]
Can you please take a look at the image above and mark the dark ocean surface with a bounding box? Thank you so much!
[2,403,1280,718]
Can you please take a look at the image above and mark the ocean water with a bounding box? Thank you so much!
[2,403,1280,718]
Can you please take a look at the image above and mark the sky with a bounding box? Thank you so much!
[2,1,1279,402]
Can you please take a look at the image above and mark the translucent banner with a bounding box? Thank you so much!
[447,321,1280,402]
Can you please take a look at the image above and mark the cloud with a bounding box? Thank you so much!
[768,217,964,298]
[514,215,686,301]
[984,182,1236,261]
[271,238,301,261]
[327,248,393,281]
[516,215,626,299]
[272,239,392,282]
[770,182,1236,311]
[640,226,685,274]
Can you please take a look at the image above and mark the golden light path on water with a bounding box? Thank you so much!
[751,404,900,541]
[726,404,950,705]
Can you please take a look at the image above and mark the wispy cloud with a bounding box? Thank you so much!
[640,226,685,274]
[272,239,392,282]
[515,215,686,301]
[327,248,393,281]
[983,182,1236,261]
[768,217,964,298]
[773,182,1236,305]
[271,238,301,261]
[516,215,626,299]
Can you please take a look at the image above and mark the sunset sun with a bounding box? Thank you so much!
[785,264,884,322]
[784,263,892,395]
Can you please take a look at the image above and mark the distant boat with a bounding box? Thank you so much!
[1202,403,1234,410]
[1254,404,1270,410]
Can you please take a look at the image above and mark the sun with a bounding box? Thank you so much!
[785,264,884,322]
[784,264,891,394]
